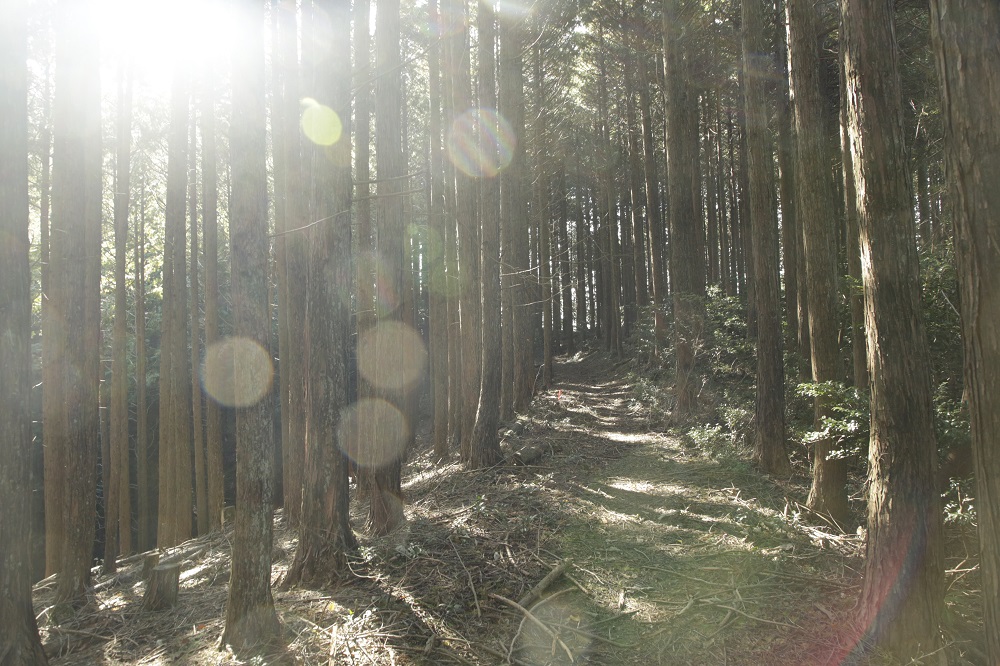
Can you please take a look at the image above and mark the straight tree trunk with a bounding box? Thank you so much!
[0,0,50,657]
[364,0,409,534]
[107,64,134,569]
[221,0,282,651]
[285,0,357,585]
[663,0,704,416]
[774,6,799,356]
[202,73,224,533]
[842,0,943,656]
[499,6,532,411]
[556,163,574,352]
[929,3,1000,660]
[189,113,207,536]
[786,0,849,523]
[428,0,450,455]
[273,0,305,528]
[51,0,102,604]
[135,177,150,549]
[158,70,193,548]
[742,0,790,475]
[469,0,503,469]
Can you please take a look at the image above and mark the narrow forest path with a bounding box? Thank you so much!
[37,348,952,666]
[492,350,867,666]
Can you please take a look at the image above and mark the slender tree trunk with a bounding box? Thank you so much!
[469,0,503,468]
[51,0,102,604]
[787,0,849,522]
[0,0,50,656]
[742,0,790,475]
[842,0,943,656]
[930,3,1000,660]
[663,0,704,416]
[774,7,799,357]
[189,112,207,536]
[428,0,451,455]
[202,73,223,533]
[556,163,574,352]
[285,0,358,585]
[158,70,193,548]
[499,6,532,411]
[135,177,150,550]
[221,1,281,651]
[361,0,409,534]
[107,64,134,569]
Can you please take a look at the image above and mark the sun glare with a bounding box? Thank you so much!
[95,0,239,92]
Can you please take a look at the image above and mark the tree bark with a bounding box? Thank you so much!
[51,0,102,605]
[285,0,357,586]
[108,63,134,569]
[786,0,848,523]
[202,73,224,534]
[663,0,704,416]
[742,0,790,476]
[842,0,944,657]
[189,111,207,537]
[0,0,50,657]
[221,2,282,650]
[158,69,193,549]
[469,0,503,469]
[929,0,1000,660]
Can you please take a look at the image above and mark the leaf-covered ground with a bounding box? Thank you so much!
[34,348,984,665]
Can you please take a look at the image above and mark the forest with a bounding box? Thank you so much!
[1,0,999,664]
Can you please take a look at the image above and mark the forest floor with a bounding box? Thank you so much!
[34,347,985,665]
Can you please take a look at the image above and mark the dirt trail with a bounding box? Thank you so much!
[506,350,867,665]
[37,349,877,666]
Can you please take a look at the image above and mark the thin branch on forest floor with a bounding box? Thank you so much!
[518,558,572,609]
[489,593,575,663]
[448,540,481,617]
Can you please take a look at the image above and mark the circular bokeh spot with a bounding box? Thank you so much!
[337,398,410,467]
[301,98,343,146]
[356,321,428,393]
[202,336,274,407]
[446,108,515,178]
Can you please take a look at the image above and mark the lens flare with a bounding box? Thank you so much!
[356,321,428,393]
[301,98,342,146]
[338,398,410,467]
[446,108,515,178]
[202,336,274,407]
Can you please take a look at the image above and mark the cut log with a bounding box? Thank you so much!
[143,562,181,610]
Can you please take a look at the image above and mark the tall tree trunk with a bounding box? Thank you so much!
[663,0,704,416]
[107,64,134,569]
[285,0,357,585]
[742,0,790,475]
[51,0,102,604]
[774,6,799,358]
[930,3,1000,660]
[843,0,943,657]
[499,6,532,411]
[787,0,848,523]
[469,0,503,469]
[0,0,50,657]
[536,44,553,383]
[202,72,224,533]
[638,67,665,332]
[557,162,574,352]
[428,0,451,455]
[362,0,409,534]
[839,26,867,390]
[272,0,305,529]
[221,0,282,651]
[135,177,150,549]
[189,111,207,537]
[158,70,193,549]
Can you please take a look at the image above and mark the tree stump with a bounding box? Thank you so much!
[143,562,181,610]
[142,552,160,580]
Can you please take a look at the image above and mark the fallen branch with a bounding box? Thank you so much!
[489,593,575,663]
[518,558,572,609]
